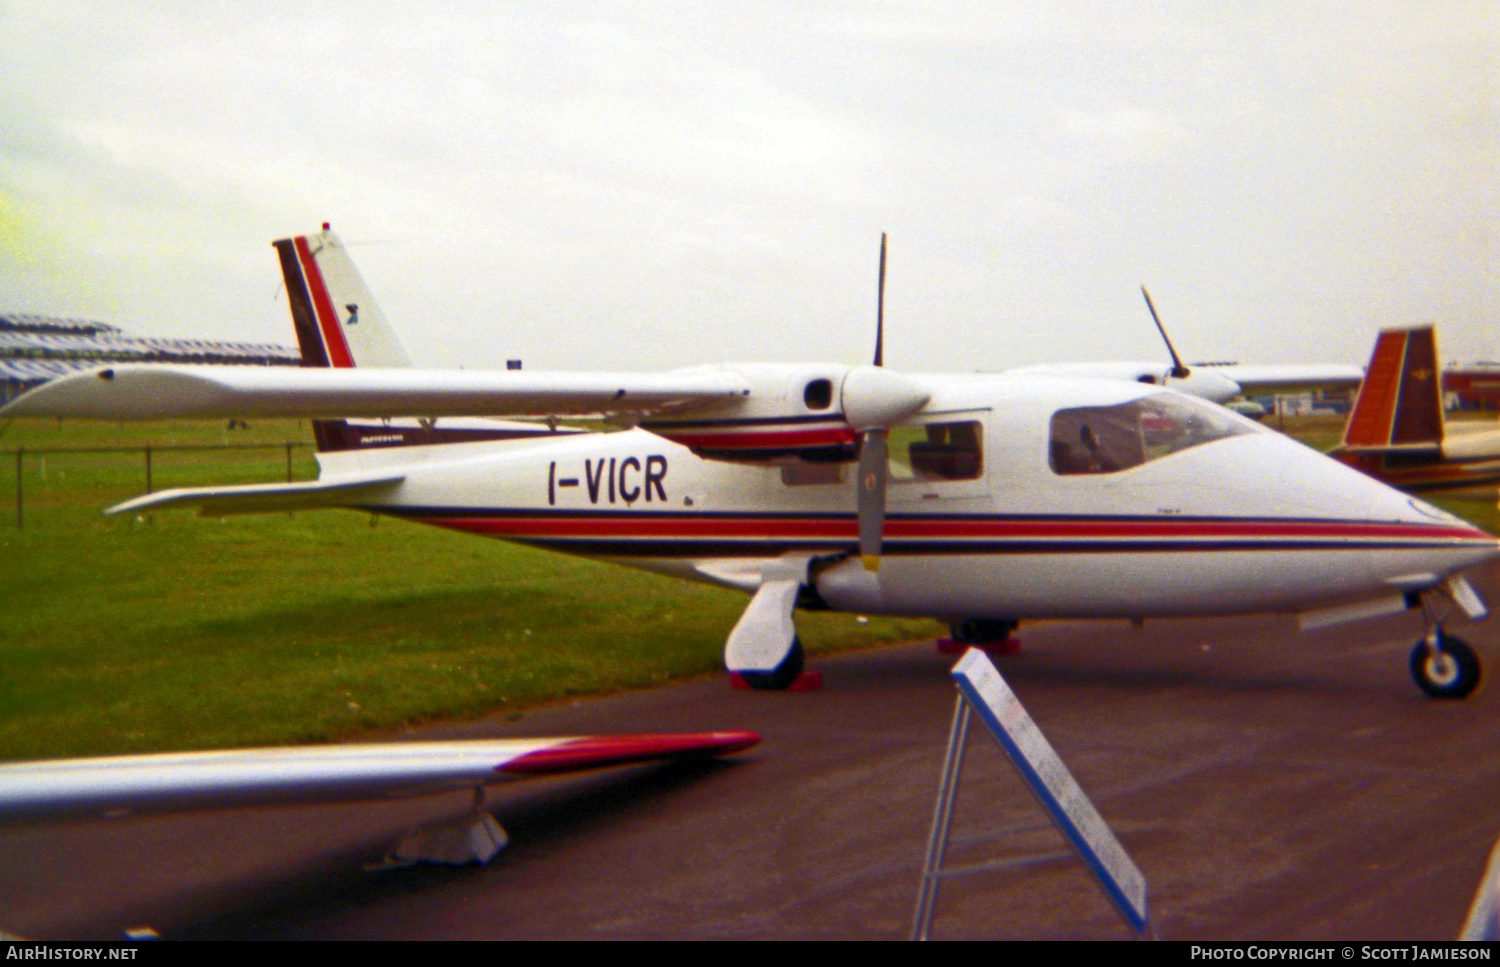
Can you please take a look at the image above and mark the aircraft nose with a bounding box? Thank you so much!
[1349,475,1500,585]
[1263,435,1500,585]
[1393,494,1500,572]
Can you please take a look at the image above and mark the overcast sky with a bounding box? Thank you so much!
[1,2,1494,372]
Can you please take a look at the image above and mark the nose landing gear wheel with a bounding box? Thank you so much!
[1410,633,1482,699]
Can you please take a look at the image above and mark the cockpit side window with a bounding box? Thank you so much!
[1050,394,1254,475]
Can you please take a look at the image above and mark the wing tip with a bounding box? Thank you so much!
[498,730,761,776]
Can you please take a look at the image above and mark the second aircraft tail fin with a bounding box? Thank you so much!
[1341,326,1444,451]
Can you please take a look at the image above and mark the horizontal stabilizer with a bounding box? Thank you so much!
[0,364,751,421]
[0,732,761,824]
[105,473,406,517]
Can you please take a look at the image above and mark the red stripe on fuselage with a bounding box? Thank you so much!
[400,512,1491,545]
[294,235,354,369]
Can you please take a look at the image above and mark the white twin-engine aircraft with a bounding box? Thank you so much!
[4,227,1496,698]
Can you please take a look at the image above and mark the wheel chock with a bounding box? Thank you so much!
[936,636,1021,657]
[729,669,823,691]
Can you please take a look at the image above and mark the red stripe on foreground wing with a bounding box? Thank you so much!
[499,731,761,775]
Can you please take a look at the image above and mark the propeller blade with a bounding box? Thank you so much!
[874,233,887,367]
[857,429,887,570]
[1141,286,1189,379]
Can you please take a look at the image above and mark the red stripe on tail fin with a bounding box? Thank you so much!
[1390,326,1443,446]
[273,233,351,452]
[294,236,355,368]
[273,237,332,369]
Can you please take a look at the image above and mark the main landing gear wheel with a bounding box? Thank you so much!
[739,637,805,691]
[1409,633,1482,699]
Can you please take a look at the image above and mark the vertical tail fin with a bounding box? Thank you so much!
[273,225,412,370]
[271,225,577,455]
[1342,326,1444,450]
[273,225,411,453]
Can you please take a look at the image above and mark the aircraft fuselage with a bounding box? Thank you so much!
[319,374,1496,624]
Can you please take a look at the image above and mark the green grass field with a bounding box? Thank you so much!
[0,417,938,761]
[3,413,1495,763]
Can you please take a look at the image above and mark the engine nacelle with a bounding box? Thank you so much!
[641,364,862,463]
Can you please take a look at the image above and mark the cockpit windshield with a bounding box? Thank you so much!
[1049,393,1256,475]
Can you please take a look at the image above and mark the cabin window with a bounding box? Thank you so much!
[1049,394,1254,475]
[803,378,833,410]
[887,420,983,482]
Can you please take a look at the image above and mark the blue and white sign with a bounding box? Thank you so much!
[951,648,1149,934]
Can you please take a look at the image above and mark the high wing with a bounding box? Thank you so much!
[1203,363,1365,395]
[1006,361,1363,404]
[0,364,751,421]
[1004,286,1363,404]
[0,732,760,824]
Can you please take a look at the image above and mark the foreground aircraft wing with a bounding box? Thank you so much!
[0,364,751,421]
[105,472,406,517]
[0,732,760,824]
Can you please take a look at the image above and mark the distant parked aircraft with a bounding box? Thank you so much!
[1333,326,1500,499]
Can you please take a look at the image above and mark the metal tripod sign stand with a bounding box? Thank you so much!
[912,648,1151,940]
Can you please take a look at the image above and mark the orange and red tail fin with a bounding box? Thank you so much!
[1342,326,1444,450]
